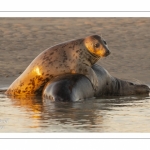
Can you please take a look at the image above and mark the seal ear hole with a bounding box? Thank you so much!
[94,43,100,48]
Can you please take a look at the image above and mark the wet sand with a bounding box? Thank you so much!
[0,18,150,87]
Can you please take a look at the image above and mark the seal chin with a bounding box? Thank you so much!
[105,50,111,56]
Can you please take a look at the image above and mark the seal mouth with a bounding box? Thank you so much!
[103,50,111,57]
[96,50,111,58]
[87,49,111,59]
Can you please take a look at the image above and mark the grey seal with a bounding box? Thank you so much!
[5,35,110,96]
[43,64,150,101]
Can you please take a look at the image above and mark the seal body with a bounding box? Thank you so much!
[43,64,150,101]
[43,74,95,101]
[6,35,110,96]
[92,64,150,96]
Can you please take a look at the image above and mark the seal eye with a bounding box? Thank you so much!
[94,43,100,48]
[103,40,107,45]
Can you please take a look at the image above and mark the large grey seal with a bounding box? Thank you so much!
[43,64,150,101]
[5,35,110,96]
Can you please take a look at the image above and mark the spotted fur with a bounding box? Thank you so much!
[6,35,110,96]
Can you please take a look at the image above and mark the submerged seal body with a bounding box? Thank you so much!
[6,35,110,96]
[43,64,150,101]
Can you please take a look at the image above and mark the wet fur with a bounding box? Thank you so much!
[43,64,150,101]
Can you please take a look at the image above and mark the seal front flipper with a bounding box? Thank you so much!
[84,67,99,92]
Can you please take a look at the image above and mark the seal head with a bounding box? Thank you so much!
[84,35,110,59]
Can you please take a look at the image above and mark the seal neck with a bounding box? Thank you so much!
[84,48,100,65]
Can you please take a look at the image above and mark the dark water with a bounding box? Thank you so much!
[0,90,150,132]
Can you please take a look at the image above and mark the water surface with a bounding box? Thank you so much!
[0,91,150,132]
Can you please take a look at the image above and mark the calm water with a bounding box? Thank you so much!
[0,90,150,133]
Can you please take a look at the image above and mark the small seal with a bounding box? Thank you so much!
[43,64,150,101]
[5,35,110,96]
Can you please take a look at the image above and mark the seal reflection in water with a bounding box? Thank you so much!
[5,35,110,96]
